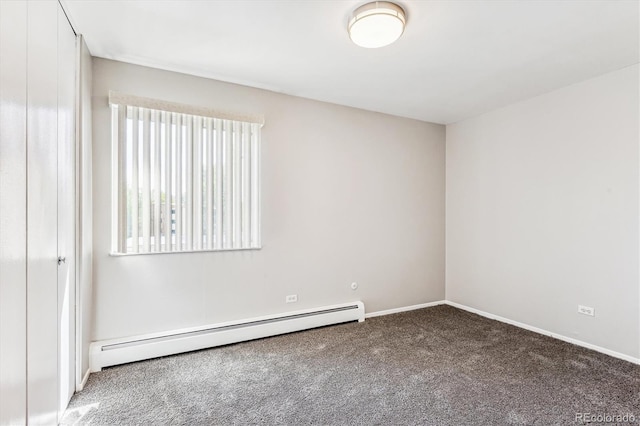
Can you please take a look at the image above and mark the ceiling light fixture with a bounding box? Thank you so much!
[348,1,406,49]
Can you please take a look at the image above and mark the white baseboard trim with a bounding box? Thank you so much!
[445,301,640,365]
[77,368,90,391]
[365,300,446,318]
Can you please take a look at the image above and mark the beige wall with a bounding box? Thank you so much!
[92,59,446,341]
[446,65,639,359]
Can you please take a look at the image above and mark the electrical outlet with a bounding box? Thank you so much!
[578,305,595,316]
[285,294,298,303]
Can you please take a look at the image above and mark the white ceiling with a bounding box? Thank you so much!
[62,0,639,124]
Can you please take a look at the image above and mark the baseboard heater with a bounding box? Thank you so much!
[89,301,364,372]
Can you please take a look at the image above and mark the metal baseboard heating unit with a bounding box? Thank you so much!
[89,301,364,372]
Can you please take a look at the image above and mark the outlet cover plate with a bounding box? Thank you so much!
[578,305,595,316]
[285,294,298,303]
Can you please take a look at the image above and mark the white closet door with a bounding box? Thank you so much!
[1,1,77,424]
[26,1,60,424]
[57,6,77,416]
[0,1,28,425]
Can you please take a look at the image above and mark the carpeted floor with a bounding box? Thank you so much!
[62,305,640,425]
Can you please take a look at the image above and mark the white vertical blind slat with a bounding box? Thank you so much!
[115,106,127,253]
[192,116,202,250]
[232,121,241,248]
[206,118,214,249]
[184,115,193,250]
[214,119,223,250]
[222,120,233,249]
[153,110,162,252]
[130,107,140,253]
[142,108,151,252]
[175,113,183,251]
[111,106,118,253]
[250,123,260,248]
[241,122,251,248]
[163,111,172,251]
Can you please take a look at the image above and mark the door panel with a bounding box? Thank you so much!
[1,1,77,423]
[0,2,28,425]
[26,1,59,424]
[57,5,77,415]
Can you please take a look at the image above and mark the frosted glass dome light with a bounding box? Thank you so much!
[348,2,406,48]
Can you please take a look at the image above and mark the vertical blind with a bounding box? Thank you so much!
[110,94,262,254]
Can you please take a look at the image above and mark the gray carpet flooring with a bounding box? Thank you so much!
[62,305,640,425]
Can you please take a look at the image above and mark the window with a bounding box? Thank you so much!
[110,92,262,254]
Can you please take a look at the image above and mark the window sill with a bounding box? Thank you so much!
[109,246,262,257]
